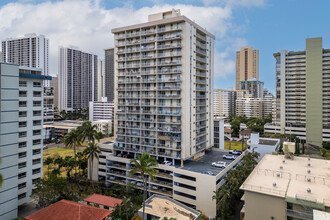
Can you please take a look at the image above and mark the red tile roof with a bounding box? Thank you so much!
[25,199,111,220]
[83,194,123,208]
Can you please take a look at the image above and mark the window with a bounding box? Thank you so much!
[19,91,27,97]
[18,192,26,200]
[19,142,27,148]
[18,162,26,169]
[19,131,27,138]
[19,81,27,87]
[33,149,41,155]
[32,168,41,175]
[33,111,41,116]
[33,82,41,87]
[19,152,27,159]
[33,130,41,136]
[32,158,41,165]
[174,191,196,200]
[19,111,27,117]
[19,101,27,107]
[32,177,40,184]
[19,121,27,128]
[33,91,41,97]
[33,101,41,107]
[18,172,26,179]
[33,120,41,126]
[18,182,26,190]
[33,140,41,146]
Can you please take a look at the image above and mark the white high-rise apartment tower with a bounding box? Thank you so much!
[1,33,49,77]
[58,46,98,111]
[113,9,214,162]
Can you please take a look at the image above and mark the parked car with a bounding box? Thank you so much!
[43,145,48,150]
[211,161,226,168]
[223,155,237,160]
[130,180,137,185]
[162,161,172,166]
[152,185,159,190]
[201,171,215,176]
[109,176,117,180]
[229,150,242,155]
[137,182,144,187]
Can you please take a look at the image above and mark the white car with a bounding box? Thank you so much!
[152,185,159,190]
[211,161,226,168]
[137,182,144,187]
[162,161,172,166]
[229,150,242,155]
[223,155,237,160]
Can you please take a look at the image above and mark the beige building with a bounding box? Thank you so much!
[235,47,259,90]
[240,154,330,220]
[265,37,330,146]
[236,96,273,119]
[213,89,248,117]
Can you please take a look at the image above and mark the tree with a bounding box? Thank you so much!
[77,151,88,176]
[246,118,265,134]
[213,152,259,219]
[62,156,75,179]
[264,113,272,124]
[64,129,82,181]
[130,154,158,220]
[32,175,77,207]
[111,197,135,220]
[79,121,99,180]
[230,119,240,137]
[84,142,101,182]
[320,148,327,157]
[44,157,54,177]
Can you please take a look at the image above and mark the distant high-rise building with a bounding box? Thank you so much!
[49,76,58,111]
[0,63,49,219]
[58,46,98,111]
[240,78,264,98]
[89,97,114,122]
[97,59,105,101]
[213,89,248,117]
[104,48,114,101]
[265,37,330,146]
[235,47,259,90]
[1,33,49,78]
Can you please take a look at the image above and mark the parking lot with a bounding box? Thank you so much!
[178,150,236,175]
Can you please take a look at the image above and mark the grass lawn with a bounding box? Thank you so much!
[325,152,330,160]
[43,147,83,177]
[224,141,248,151]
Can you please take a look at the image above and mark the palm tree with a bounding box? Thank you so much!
[44,157,54,177]
[79,121,99,180]
[84,142,101,182]
[129,153,158,220]
[64,129,82,181]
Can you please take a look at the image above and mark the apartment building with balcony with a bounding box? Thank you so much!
[239,78,264,98]
[265,37,330,146]
[0,63,49,219]
[89,97,114,122]
[58,46,98,111]
[240,154,330,220]
[1,33,49,83]
[236,97,273,119]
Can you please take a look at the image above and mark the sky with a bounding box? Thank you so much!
[0,0,329,94]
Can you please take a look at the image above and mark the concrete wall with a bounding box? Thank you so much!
[244,191,286,220]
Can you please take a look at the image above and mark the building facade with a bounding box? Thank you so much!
[1,33,49,78]
[58,47,98,111]
[97,59,105,101]
[235,47,259,90]
[104,48,115,102]
[214,117,225,149]
[266,37,330,146]
[89,98,114,122]
[0,63,48,219]
[236,97,273,119]
[239,79,264,98]
[43,87,54,125]
[112,9,214,163]
[49,76,59,112]
[240,154,330,220]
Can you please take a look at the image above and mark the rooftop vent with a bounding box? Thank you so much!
[282,160,285,163]
[307,170,311,174]
[277,173,281,177]
[308,157,311,161]
[307,178,311,182]
[308,163,311,167]
[280,166,283,169]
[273,182,276,187]
[307,188,311,193]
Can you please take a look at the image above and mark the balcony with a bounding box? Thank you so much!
[157,34,182,41]
[157,86,181,91]
[286,209,313,220]
[157,44,181,49]
[196,33,206,41]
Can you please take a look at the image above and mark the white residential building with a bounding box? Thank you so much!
[58,46,98,111]
[0,63,49,219]
[89,97,114,122]
[97,59,106,101]
[214,117,225,149]
[1,34,49,82]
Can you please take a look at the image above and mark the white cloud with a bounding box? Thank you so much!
[0,0,247,79]
[203,0,267,7]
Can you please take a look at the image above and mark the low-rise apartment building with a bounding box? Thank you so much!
[89,97,114,122]
[240,154,330,220]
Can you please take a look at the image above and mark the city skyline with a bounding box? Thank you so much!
[0,0,329,93]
